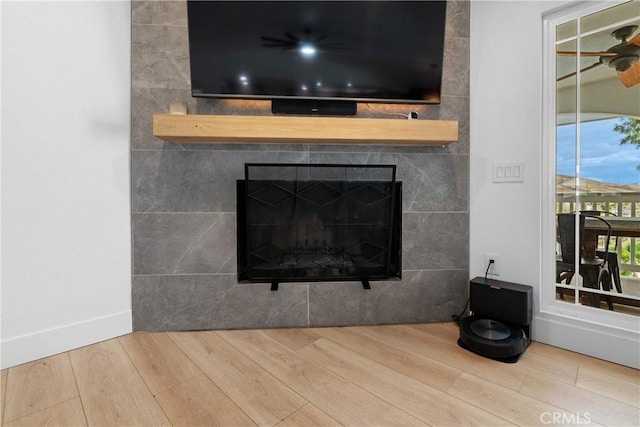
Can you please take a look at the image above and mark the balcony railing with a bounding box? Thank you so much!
[556,192,639,275]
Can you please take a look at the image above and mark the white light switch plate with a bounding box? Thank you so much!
[493,162,525,183]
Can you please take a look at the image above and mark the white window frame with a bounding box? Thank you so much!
[541,0,640,333]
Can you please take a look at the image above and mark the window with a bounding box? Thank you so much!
[543,1,640,323]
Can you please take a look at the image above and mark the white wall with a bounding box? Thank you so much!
[470,0,639,368]
[1,1,132,369]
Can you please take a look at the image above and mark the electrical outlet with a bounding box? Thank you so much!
[484,253,501,276]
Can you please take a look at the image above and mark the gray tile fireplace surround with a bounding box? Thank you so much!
[131,0,470,331]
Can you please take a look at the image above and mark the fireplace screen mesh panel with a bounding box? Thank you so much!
[237,164,401,285]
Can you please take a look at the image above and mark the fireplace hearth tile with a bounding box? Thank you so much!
[132,149,308,213]
[308,270,468,327]
[308,152,468,212]
[133,274,308,331]
[442,38,469,99]
[132,0,187,26]
[131,87,194,150]
[133,213,236,275]
[439,94,470,155]
[402,213,468,270]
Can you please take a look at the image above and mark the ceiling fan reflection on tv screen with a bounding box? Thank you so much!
[186,1,447,115]
[260,29,353,55]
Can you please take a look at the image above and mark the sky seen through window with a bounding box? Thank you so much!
[557,118,640,185]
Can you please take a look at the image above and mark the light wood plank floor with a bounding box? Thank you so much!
[1,322,638,426]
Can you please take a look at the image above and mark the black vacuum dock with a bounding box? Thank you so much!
[458,277,533,363]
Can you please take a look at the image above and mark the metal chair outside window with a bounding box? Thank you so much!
[556,213,614,310]
[580,210,622,293]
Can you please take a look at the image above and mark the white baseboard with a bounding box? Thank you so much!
[1,310,132,369]
[534,315,640,369]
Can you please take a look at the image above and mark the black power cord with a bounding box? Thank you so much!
[452,259,496,325]
[485,258,495,279]
[451,298,469,325]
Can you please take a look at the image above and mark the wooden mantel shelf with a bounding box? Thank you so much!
[153,114,458,145]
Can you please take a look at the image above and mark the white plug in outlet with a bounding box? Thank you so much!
[484,253,501,276]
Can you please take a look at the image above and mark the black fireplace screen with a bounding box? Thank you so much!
[237,164,401,288]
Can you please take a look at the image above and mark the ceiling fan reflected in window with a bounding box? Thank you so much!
[557,25,640,87]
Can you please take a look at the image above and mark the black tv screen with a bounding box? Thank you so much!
[187,1,446,104]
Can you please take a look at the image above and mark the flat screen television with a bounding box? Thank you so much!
[186,1,447,107]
